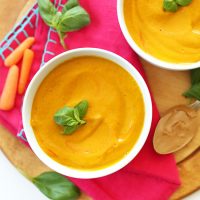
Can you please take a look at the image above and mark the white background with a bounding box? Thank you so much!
[0,150,199,200]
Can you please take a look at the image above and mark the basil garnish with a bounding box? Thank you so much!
[163,0,178,12]
[54,100,88,134]
[163,0,192,12]
[183,68,200,101]
[191,68,200,85]
[62,0,79,13]
[38,0,57,26]
[38,0,90,48]
[175,0,192,6]
[32,172,80,200]
[183,84,200,101]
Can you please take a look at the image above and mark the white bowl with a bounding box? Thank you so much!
[117,0,200,71]
[22,48,152,179]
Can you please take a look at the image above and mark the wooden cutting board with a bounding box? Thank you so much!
[0,0,198,199]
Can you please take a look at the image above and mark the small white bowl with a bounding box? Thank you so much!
[117,0,200,71]
[22,48,152,179]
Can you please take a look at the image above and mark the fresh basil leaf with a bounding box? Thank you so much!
[58,30,67,49]
[58,6,90,32]
[74,109,86,125]
[54,108,79,127]
[32,171,80,200]
[79,120,86,125]
[53,101,88,135]
[38,0,57,26]
[73,108,81,121]
[65,118,79,126]
[163,0,179,12]
[56,116,78,127]
[64,125,79,134]
[75,100,88,119]
[163,0,192,12]
[62,0,79,14]
[52,12,62,28]
[191,68,200,85]
[54,107,74,125]
[175,0,192,6]
[183,83,200,100]
[38,0,91,49]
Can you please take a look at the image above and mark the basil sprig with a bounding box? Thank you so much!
[163,0,192,12]
[38,0,90,48]
[54,100,88,134]
[163,0,178,12]
[175,0,192,6]
[33,172,80,200]
[183,68,200,100]
[191,68,200,85]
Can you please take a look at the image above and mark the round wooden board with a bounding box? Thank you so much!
[0,0,199,199]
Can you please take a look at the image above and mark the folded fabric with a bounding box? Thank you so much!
[0,0,180,199]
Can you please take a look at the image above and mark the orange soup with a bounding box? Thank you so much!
[124,0,200,63]
[31,56,145,170]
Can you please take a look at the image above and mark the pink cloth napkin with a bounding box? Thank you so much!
[0,0,180,199]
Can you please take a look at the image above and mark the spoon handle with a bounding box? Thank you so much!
[189,100,200,110]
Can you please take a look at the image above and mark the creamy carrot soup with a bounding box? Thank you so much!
[31,56,145,170]
[124,0,200,63]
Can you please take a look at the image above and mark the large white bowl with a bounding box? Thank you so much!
[117,0,200,71]
[22,48,152,179]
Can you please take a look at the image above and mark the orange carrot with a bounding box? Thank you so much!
[4,37,35,67]
[18,49,34,95]
[0,65,19,111]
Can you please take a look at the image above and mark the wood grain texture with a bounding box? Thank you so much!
[0,0,28,39]
[0,0,198,199]
[170,150,200,200]
[141,59,191,115]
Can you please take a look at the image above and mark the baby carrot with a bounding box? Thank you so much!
[4,37,35,67]
[0,65,19,111]
[18,49,34,95]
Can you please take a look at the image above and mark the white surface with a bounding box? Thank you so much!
[184,190,200,200]
[0,150,49,200]
[22,48,152,179]
[0,150,199,199]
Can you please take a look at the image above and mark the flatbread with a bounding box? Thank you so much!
[170,150,200,200]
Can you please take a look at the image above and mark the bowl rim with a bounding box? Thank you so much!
[22,48,152,179]
[117,0,200,71]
